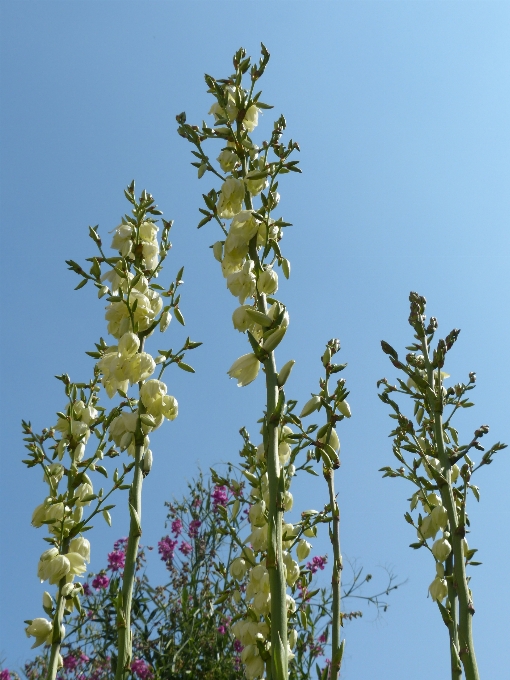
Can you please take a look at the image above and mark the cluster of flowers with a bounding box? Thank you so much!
[411,460,463,602]
[26,394,100,653]
[201,79,292,390]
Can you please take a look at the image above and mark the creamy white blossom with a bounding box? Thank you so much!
[228,353,260,387]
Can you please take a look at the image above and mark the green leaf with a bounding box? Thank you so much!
[174,307,185,325]
[74,278,88,290]
[177,362,195,373]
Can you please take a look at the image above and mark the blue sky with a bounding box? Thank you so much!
[1,2,509,678]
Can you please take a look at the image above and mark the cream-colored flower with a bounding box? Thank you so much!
[232,305,257,332]
[69,537,91,562]
[126,352,156,385]
[217,148,238,172]
[111,224,134,257]
[225,211,259,252]
[227,260,256,303]
[244,169,268,196]
[429,575,448,602]
[228,353,260,387]
[25,618,53,648]
[230,557,248,581]
[118,332,140,359]
[217,177,245,218]
[140,379,167,408]
[432,537,452,562]
[257,267,278,295]
[139,221,158,243]
[296,539,312,562]
[249,500,266,528]
[242,105,259,132]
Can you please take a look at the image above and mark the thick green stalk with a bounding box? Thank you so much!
[115,340,146,680]
[324,467,344,680]
[445,551,462,679]
[46,570,67,680]
[245,175,287,680]
[115,436,144,679]
[263,346,288,680]
[46,470,73,680]
[423,337,479,680]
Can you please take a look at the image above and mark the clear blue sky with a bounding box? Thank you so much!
[1,2,509,678]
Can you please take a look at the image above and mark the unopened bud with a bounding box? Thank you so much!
[337,400,351,418]
[160,310,172,332]
[277,360,295,387]
[212,241,223,262]
[300,395,321,418]
[142,449,153,474]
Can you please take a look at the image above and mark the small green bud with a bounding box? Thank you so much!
[277,360,295,387]
[300,396,321,418]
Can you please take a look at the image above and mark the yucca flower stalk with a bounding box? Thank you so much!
[378,292,507,680]
[66,183,201,679]
[178,45,302,680]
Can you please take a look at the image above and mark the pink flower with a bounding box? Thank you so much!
[0,670,12,680]
[114,537,128,551]
[92,572,110,590]
[131,659,153,679]
[192,496,201,508]
[179,541,192,556]
[158,536,178,563]
[306,555,328,574]
[171,518,183,536]
[107,550,126,571]
[63,655,80,671]
[188,519,201,538]
[82,582,91,596]
[211,485,229,509]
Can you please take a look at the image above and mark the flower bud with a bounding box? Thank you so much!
[142,448,153,473]
[300,396,321,418]
[160,309,172,332]
[337,400,351,418]
[322,348,331,366]
[277,360,295,387]
[42,592,54,610]
[451,464,460,483]
[289,629,298,649]
[262,325,287,353]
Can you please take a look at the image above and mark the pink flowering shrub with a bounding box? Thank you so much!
[13,470,397,680]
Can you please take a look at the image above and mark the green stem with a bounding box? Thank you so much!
[324,467,343,680]
[445,551,462,679]
[422,337,479,680]
[244,156,287,680]
[45,567,67,680]
[115,350,146,679]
